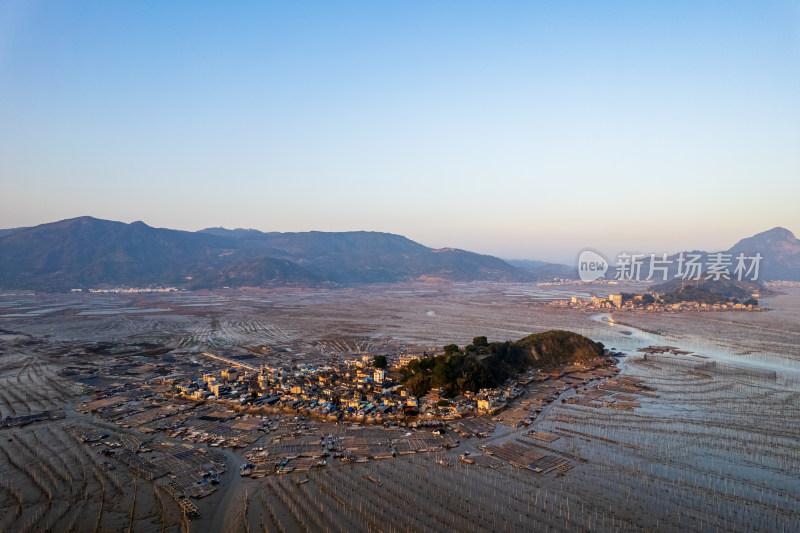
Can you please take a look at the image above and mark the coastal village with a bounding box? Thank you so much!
[63,339,631,515]
[551,293,764,311]
[74,344,623,443]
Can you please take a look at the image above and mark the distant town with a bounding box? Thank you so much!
[553,292,764,312]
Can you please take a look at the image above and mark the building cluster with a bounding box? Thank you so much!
[165,351,536,423]
[551,294,762,312]
[546,294,628,309]
[764,280,800,288]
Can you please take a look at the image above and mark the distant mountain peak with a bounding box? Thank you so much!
[730,226,799,249]
[201,226,260,232]
[749,227,796,240]
[726,226,800,280]
[58,215,101,225]
[199,227,267,238]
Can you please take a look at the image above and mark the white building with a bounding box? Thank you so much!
[398,354,421,366]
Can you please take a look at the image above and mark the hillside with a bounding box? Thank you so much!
[727,227,800,281]
[506,259,577,280]
[402,331,604,397]
[0,217,247,291]
[648,278,761,305]
[0,227,29,238]
[0,217,536,291]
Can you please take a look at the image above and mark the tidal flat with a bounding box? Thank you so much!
[0,283,798,532]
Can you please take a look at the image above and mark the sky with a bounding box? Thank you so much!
[1,1,799,263]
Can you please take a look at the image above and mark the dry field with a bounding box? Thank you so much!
[1,283,799,532]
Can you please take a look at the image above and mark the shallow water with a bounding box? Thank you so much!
[589,312,800,377]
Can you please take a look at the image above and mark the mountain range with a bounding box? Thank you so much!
[1,218,798,291]
[0,217,552,291]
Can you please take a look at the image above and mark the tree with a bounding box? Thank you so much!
[472,336,488,348]
[373,355,387,369]
[443,344,459,356]
[744,298,758,306]
[641,293,655,304]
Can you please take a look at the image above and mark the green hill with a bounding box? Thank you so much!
[402,331,604,397]
[649,278,761,305]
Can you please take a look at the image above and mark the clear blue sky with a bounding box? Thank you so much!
[1,1,799,263]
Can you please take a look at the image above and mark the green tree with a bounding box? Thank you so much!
[373,355,388,369]
[443,344,460,356]
[472,336,488,348]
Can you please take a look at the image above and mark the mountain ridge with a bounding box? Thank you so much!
[2,218,798,290]
[0,217,543,291]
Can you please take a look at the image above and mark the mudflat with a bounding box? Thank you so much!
[1,283,797,532]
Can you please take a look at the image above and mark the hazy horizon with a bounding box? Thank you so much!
[2,2,799,264]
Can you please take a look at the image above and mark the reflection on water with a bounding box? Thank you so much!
[589,312,800,379]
